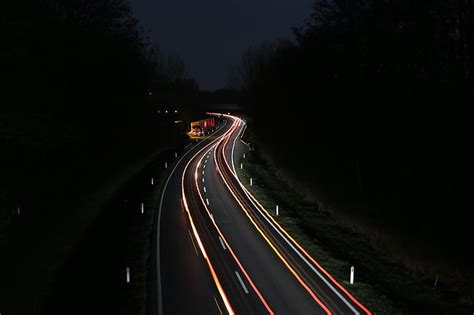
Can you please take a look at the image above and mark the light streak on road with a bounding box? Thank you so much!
[181,134,236,315]
[212,124,332,315]
[194,149,275,315]
[210,113,372,315]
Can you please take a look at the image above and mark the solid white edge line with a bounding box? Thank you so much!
[229,120,360,315]
[156,120,227,315]
[235,271,249,294]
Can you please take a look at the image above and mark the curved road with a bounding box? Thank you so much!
[153,115,372,315]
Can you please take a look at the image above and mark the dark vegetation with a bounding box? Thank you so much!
[233,0,474,304]
[0,1,203,313]
[238,128,470,314]
[42,149,179,315]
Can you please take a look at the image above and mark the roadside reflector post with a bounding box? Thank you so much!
[250,178,253,186]
[126,267,130,283]
[151,178,154,185]
[350,266,355,284]
[240,163,243,170]
[243,153,246,158]
[276,205,279,216]
[17,205,21,215]
[165,162,168,169]
[175,152,178,158]
[141,203,144,214]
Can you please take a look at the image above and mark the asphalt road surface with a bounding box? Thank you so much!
[153,115,372,315]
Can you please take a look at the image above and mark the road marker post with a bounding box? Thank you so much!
[250,178,253,186]
[350,266,355,285]
[243,153,246,159]
[17,205,21,215]
[240,163,243,170]
[276,205,279,216]
[126,267,130,283]
[141,203,144,214]
[151,178,154,185]
[175,152,178,158]
[165,162,168,169]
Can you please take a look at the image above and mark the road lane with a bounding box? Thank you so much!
[216,115,372,315]
[155,114,371,315]
[157,123,228,315]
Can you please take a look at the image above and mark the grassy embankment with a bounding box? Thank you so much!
[42,147,182,315]
[236,128,469,314]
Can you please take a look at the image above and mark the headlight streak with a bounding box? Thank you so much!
[219,120,344,312]
[194,146,274,315]
[216,114,372,315]
[181,125,236,315]
[213,121,332,315]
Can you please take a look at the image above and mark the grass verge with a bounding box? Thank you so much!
[236,132,470,314]
[41,147,182,315]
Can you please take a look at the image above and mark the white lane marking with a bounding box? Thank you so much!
[204,186,207,193]
[235,271,249,294]
[202,177,205,183]
[214,296,223,315]
[203,164,207,169]
[155,120,227,315]
[188,230,199,256]
[229,121,360,314]
[218,236,227,250]
[206,198,210,206]
[202,170,205,175]
[205,159,208,163]
[157,130,220,315]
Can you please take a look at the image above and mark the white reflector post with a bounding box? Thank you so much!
[126,267,130,283]
[165,162,168,169]
[17,205,21,215]
[276,205,279,216]
[350,266,355,285]
[240,163,243,170]
[250,178,253,186]
[141,203,144,214]
[175,152,178,158]
[151,178,154,185]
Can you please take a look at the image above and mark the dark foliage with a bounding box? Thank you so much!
[235,0,474,294]
[0,1,198,313]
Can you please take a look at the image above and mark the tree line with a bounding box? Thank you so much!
[234,0,474,294]
[1,1,202,313]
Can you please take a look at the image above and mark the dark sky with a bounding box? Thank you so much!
[130,0,312,90]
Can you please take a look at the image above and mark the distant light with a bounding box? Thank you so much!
[157,110,161,114]
[149,92,152,95]
[174,110,178,114]
[165,110,168,114]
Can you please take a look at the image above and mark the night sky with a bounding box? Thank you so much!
[130,0,312,90]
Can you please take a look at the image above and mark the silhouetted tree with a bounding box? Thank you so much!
[234,0,474,291]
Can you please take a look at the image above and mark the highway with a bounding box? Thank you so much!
[154,114,372,315]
